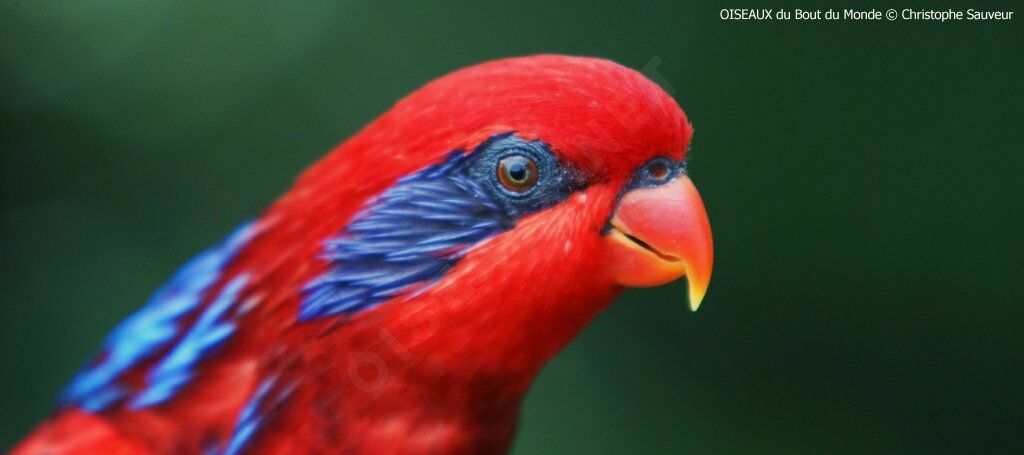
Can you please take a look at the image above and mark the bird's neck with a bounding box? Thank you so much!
[300,284,621,452]
[288,251,621,452]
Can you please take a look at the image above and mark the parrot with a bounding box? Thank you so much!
[13,55,713,454]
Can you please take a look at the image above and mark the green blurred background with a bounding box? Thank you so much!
[2,1,1022,452]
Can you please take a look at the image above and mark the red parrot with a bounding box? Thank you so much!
[14,55,713,454]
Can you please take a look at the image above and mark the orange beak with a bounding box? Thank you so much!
[605,175,713,311]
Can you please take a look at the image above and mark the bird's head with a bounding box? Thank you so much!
[277,55,712,381]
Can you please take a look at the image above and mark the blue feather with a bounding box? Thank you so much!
[299,133,581,321]
[130,276,249,408]
[61,223,254,411]
[299,147,513,321]
[220,375,295,455]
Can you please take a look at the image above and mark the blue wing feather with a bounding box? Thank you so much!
[60,223,254,411]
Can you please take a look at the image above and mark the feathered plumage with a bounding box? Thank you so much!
[15,55,712,454]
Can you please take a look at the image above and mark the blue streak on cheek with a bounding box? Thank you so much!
[299,134,586,322]
[129,275,250,409]
[59,223,254,412]
[299,149,514,321]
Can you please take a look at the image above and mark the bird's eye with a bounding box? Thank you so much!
[647,162,670,182]
[497,155,538,192]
